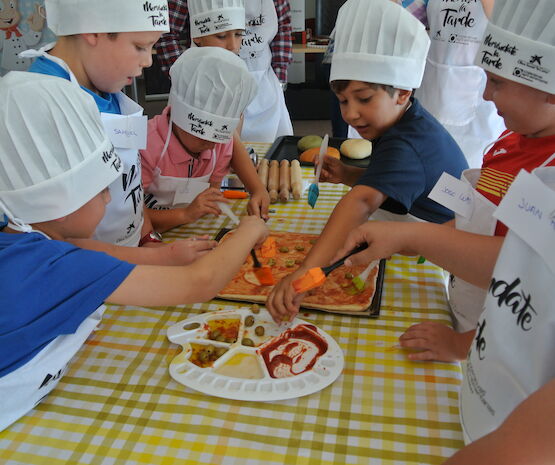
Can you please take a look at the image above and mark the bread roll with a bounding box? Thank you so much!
[268,160,280,204]
[340,139,372,159]
[290,160,302,200]
[257,159,269,188]
[279,160,290,202]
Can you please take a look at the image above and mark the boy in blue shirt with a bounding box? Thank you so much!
[26,0,216,265]
[267,0,468,321]
[0,73,268,431]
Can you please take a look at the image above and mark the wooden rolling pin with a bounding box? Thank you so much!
[257,158,269,188]
[291,159,303,200]
[268,160,280,204]
[279,160,290,202]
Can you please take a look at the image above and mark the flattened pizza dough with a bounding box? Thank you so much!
[217,231,380,313]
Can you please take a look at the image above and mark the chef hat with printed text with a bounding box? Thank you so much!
[45,0,169,35]
[330,0,430,90]
[0,72,122,230]
[168,47,257,143]
[189,0,245,38]
[475,0,555,93]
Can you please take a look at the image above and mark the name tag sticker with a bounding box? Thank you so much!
[428,172,474,218]
[494,170,555,273]
[103,115,147,150]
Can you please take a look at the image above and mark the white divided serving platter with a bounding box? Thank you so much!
[167,307,344,401]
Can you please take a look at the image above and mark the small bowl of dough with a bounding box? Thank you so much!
[340,139,373,160]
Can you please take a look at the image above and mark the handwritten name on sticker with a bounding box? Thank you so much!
[428,172,474,218]
[494,169,555,273]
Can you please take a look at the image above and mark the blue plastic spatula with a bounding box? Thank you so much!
[307,134,329,209]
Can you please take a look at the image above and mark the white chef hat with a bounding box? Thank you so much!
[475,0,555,94]
[45,0,169,36]
[0,72,122,231]
[168,47,257,143]
[189,0,245,38]
[330,0,430,90]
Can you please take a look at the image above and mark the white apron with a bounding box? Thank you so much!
[415,0,505,168]
[0,305,106,431]
[460,167,555,443]
[20,44,147,246]
[239,0,293,143]
[148,148,217,208]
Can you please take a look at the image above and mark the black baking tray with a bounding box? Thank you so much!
[264,135,372,169]
[213,228,384,318]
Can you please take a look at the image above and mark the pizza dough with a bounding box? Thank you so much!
[217,231,380,314]
[340,139,373,159]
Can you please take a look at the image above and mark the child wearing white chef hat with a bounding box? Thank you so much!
[24,0,215,264]
[186,0,271,222]
[325,0,555,458]
[267,0,468,321]
[388,0,555,365]
[0,72,268,431]
[189,0,245,53]
[140,46,268,231]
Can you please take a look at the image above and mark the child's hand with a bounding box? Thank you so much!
[183,188,227,223]
[237,215,269,247]
[398,322,473,362]
[247,188,270,220]
[164,236,218,265]
[316,155,346,184]
[266,267,307,324]
[332,222,417,267]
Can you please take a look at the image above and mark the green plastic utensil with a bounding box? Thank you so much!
[352,260,379,291]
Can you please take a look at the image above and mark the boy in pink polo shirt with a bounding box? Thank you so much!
[141,46,267,232]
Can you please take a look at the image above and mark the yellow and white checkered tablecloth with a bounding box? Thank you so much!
[0,144,464,464]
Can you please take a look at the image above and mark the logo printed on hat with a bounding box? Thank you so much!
[101,145,123,172]
[478,33,518,70]
[474,0,554,93]
[143,1,169,27]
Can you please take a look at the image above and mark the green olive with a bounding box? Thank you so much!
[198,351,209,363]
[242,338,255,347]
[345,272,354,280]
[215,335,226,342]
[254,326,265,337]
[294,244,305,251]
[205,345,215,354]
[267,258,276,266]
[278,246,289,253]
[285,259,295,268]
[215,347,227,357]
[309,239,316,245]
[210,329,221,340]
[340,282,350,288]
[225,337,236,344]
[183,322,200,330]
[251,304,260,314]
[245,315,255,327]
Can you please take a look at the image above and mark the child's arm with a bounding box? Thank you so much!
[335,221,503,288]
[230,134,270,220]
[317,155,366,186]
[69,236,218,266]
[147,188,227,232]
[106,216,268,306]
[443,378,555,464]
[266,185,386,321]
